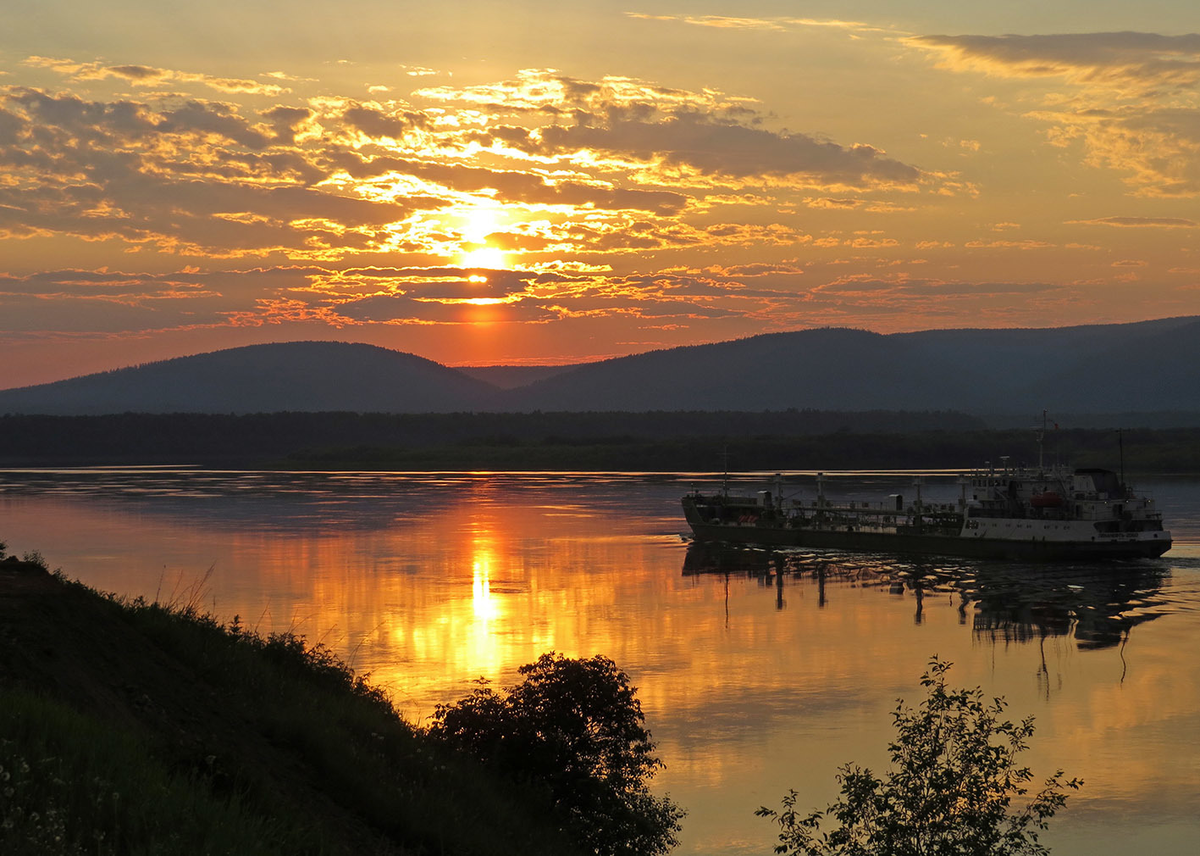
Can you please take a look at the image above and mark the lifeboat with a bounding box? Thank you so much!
[1030,490,1064,508]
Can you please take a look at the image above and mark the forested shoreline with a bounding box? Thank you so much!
[1,411,1196,473]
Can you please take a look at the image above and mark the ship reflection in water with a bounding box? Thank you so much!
[3,469,1199,856]
[682,541,1170,652]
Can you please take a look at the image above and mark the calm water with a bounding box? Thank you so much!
[2,469,1199,855]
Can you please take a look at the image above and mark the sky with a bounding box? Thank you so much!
[3,1,1200,388]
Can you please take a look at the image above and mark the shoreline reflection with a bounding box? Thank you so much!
[3,469,1199,856]
[681,542,1171,651]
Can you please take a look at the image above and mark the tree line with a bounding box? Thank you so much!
[1,411,1196,473]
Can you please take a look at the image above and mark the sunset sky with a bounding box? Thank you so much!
[3,1,1200,388]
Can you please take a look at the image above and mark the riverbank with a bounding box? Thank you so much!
[0,557,586,855]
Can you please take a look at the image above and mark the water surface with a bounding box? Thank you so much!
[2,469,1198,855]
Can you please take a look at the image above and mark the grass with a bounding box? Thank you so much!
[0,559,585,856]
[1,690,295,855]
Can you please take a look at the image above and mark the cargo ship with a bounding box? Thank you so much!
[681,458,1172,561]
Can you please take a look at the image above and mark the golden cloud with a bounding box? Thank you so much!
[909,32,1200,196]
[1067,216,1198,228]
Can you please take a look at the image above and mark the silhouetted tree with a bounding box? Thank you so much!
[758,657,1081,856]
[431,652,684,856]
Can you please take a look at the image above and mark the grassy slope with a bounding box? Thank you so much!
[0,559,581,856]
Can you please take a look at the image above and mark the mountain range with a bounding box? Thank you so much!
[3,316,1199,419]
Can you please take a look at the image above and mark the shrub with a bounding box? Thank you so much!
[758,657,1081,856]
[431,652,684,856]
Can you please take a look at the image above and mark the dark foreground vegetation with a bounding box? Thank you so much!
[0,547,681,855]
[1,411,1197,473]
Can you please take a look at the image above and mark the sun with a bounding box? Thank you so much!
[459,245,507,269]
[456,206,508,270]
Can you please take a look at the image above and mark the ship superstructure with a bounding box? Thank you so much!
[682,459,1171,561]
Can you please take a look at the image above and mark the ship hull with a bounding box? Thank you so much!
[684,520,1171,561]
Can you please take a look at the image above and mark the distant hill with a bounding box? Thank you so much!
[502,317,1200,416]
[0,341,499,415]
[3,318,1199,418]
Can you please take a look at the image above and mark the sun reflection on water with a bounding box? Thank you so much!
[3,470,1200,856]
[472,541,500,622]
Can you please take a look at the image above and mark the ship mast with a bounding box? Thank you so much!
[1037,410,1047,472]
[1118,428,1125,488]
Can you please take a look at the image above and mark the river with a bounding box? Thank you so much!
[2,468,1198,855]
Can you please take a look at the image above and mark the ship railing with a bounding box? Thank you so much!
[786,499,960,515]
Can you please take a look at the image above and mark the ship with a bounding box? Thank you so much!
[681,449,1172,562]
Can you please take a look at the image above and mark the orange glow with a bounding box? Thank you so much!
[4,14,1200,384]
[471,539,501,622]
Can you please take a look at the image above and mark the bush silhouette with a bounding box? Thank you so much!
[431,652,683,856]
[758,657,1081,856]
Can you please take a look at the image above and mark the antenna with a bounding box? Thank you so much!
[1118,428,1125,487]
[1036,409,1047,471]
